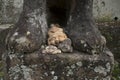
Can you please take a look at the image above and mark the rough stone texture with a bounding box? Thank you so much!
[0,24,12,60]
[0,0,115,80]
[1,23,119,63]
[66,0,106,55]
[0,0,23,24]
[98,22,120,62]
[5,0,48,53]
[42,45,62,54]
[1,0,120,24]
[93,0,120,21]
[3,51,114,80]
[58,38,73,53]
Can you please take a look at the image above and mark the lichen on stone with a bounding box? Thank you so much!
[51,71,55,75]
[13,32,18,36]
[67,69,73,76]
[44,72,48,76]
[26,31,30,35]
[106,63,111,72]
[52,76,58,80]
[9,65,21,80]
[76,62,82,67]
[71,64,76,69]
[94,66,107,76]
[9,54,16,60]
[21,65,33,80]
[42,45,62,54]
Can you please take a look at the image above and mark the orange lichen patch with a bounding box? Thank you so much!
[48,24,67,45]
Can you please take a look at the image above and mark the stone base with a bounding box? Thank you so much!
[3,50,114,80]
[0,24,114,80]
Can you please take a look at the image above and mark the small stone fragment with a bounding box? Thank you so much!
[13,32,18,36]
[58,38,73,53]
[42,45,62,54]
[26,31,31,35]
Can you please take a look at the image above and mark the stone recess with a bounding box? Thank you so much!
[3,51,114,80]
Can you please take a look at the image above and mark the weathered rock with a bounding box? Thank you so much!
[66,0,106,55]
[0,0,23,24]
[5,0,48,53]
[58,38,73,53]
[3,50,114,80]
[42,45,62,54]
[1,0,114,80]
[0,24,13,60]
[98,22,120,62]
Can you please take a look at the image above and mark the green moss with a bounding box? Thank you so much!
[103,31,113,42]
[96,15,112,22]
[0,72,4,77]
[112,63,120,80]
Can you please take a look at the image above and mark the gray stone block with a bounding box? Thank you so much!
[3,51,114,80]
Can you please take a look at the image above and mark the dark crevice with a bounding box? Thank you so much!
[114,17,118,21]
[46,0,71,27]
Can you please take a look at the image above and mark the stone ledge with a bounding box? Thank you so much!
[4,51,114,80]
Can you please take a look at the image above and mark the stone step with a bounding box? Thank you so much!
[4,51,114,80]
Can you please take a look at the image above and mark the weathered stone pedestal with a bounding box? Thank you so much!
[0,0,114,79]
[3,50,114,80]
